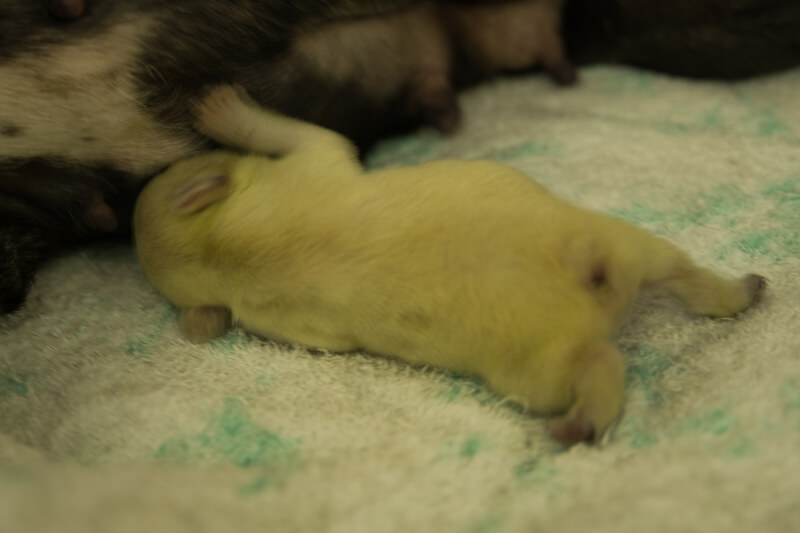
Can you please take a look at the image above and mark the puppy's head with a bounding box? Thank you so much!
[133,150,242,306]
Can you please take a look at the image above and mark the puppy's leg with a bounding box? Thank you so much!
[640,238,767,317]
[548,341,625,446]
[663,265,766,318]
[193,85,359,163]
[563,225,765,319]
[180,306,232,342]
[412,74,461,133]
[539,30,578,86]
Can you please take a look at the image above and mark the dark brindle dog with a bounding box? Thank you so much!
[1,0,799,313]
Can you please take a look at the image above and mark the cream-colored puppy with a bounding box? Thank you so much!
[134,86,766,446]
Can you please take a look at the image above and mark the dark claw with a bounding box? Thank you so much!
[47,0,86,20]
[548,60,578,86]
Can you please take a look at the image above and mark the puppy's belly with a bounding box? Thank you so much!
[234,292,363,353]
[237,314,360,354]
[231,249,609,393]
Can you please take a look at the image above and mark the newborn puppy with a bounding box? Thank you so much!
[563,0,800,79]
[444,0,575,84]
[134,86,766,446]
[290,0,574,133]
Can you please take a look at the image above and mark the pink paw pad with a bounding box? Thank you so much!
[548,416,595,447]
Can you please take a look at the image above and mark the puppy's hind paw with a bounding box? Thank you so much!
[547,59,578,87]
[548,413,595,447]
[418,85,461,134]
[191,84,252,142]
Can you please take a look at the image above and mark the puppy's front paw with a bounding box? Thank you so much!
[180,306,232,342]
[744,274,768,305]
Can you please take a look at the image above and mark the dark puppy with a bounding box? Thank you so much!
[286,0,574,134]
[564,0,800,78]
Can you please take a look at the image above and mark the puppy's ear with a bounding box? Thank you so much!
[172,174,230,214]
